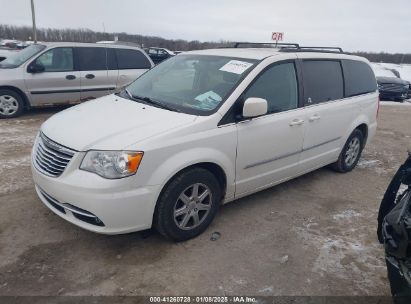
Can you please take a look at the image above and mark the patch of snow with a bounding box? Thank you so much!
[371,63,397,78]
[293,213,387,295]
[0,155,31,174]
[280,255,289,264]
[0,176,33,195]
[258,286,273,293]
[357,159,380,168]
[380,101,411,106]
[332,209,361,221]
[373,63,411,83]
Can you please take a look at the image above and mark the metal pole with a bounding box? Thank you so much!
[30,0,37,43]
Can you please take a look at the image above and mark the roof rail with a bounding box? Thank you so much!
[231,42,345,53]
[233,42,300,49]
[280,46,344,53]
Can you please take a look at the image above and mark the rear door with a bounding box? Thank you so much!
[75,47,115,101]
[116,48,153,88]
[298,58,356,172]
[24,47,81,105]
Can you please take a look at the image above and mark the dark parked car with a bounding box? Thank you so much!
[377,76,409,101]
[146,47,175,64]
[378,152,411,300]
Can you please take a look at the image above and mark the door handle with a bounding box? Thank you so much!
[85,74,95,79]
[65,75,76,80]
[309,114,321,122]
[289,119,305,126]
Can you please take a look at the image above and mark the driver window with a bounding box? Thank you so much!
[35,48,74,72]
[244,62,298,114]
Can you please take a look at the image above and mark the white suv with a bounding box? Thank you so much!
[31,43,379,241]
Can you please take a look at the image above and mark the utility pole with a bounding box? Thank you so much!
[30,0,37,43]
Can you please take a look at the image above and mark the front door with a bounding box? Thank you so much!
[235,61,305,196]
[24,47,81,106]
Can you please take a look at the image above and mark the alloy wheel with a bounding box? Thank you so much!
[345,137,361,167]
[173,183,213,230]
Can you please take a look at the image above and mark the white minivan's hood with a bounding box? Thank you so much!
[41,95,197,151]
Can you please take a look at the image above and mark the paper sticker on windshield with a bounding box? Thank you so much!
[194,91,222,110]
[219,60,253,74]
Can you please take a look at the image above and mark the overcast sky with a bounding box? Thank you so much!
[0,0,409,53]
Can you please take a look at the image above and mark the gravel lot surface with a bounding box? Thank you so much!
[0,103,410,296]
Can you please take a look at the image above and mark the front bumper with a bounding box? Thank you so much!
[31,144,161,234]
[379,89,408,100]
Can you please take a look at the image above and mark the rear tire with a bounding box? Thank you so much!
[154,168,222,241]
[331,129,364,173]
[0,89,25,118]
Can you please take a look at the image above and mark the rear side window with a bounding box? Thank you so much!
[116,49,151,69]
[302,60,344,104]
[76,47,107,71]
[342,60,377,97]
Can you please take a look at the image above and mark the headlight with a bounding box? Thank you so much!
[80,150,143,179]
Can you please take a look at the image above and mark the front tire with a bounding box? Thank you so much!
[154,168,222,241]
[0,89,25,118]
[331,129,364,173]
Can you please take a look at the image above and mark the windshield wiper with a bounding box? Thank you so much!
[118,89,181,113]
[131,94,181,113]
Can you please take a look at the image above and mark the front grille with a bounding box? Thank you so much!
[33,132,76,177]
[379,83,406,92]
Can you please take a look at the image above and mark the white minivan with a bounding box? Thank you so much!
[31,43,379,241]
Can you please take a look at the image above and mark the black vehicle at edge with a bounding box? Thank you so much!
[145,47,175,64]
[377,76,409,102]
[378,152,411,301]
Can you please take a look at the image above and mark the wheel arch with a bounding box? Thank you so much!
[355,123,368,148]
[0,85,30,109]
[344,114,370,148]
[157,162,228,204]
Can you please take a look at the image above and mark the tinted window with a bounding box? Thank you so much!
[302,60,344,104]
[107,48,117,70]
[342,60,377,97]
[116,49,151,69]
[76,47,107,71]
[244,62,298,114]
[35,47,73,72]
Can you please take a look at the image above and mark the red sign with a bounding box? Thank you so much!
[272,32,284,42]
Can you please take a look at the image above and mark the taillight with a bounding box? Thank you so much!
[376,96,380,119]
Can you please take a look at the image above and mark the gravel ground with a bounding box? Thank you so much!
[0,102,410,296]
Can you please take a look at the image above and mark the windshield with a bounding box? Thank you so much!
[125,55,257,115]
[0,44,46,68]
[373,66,397,78]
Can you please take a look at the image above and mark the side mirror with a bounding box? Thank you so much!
[27,62,45,73]
[242,97,268,118]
